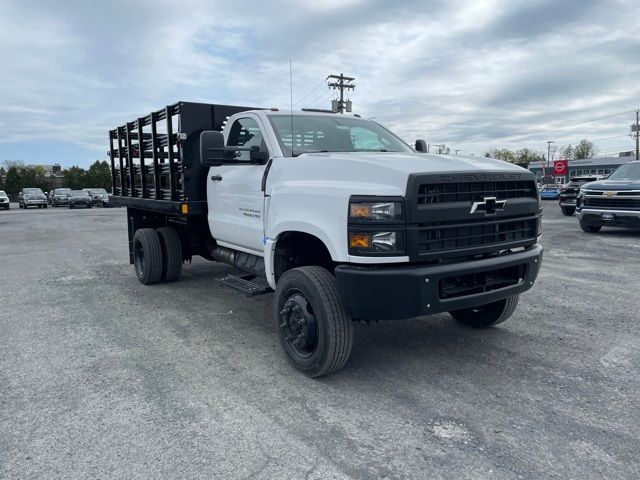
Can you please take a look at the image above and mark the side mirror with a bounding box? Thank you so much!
[200,131,226,167]
[249,146,269,164]
[415,139,428,152]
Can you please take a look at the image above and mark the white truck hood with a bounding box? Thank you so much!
[305,151,526,174]
[275,151,531,196]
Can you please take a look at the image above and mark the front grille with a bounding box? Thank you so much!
[416,216,538,255]
[418,181,536,204]
[584,197,640,208]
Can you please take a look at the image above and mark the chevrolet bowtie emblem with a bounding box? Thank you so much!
[470,196,507,215]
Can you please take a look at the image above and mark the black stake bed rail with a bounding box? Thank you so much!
[108,101,259,215]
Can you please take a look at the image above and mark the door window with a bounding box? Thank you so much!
[227,117,265,161]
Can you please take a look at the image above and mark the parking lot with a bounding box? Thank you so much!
[0,203,638,479]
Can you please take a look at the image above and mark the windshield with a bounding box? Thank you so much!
[24,188,43,195]
[607,162,640,181]
[55,189,71,195]
[90,189,108,194]
[71,191,89,197]
[268,114,413,157]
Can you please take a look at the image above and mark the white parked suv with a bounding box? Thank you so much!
[0,190,9,210]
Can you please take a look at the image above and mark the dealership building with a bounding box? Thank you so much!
[527,153,637,184]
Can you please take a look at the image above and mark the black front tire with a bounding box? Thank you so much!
[274,266,353,378]
[561,206,575,216]
[450,294,519,328]
[156,227,182,282]
[579,221,601,233]
[133,228,164,285]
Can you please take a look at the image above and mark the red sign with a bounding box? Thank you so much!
[553,160,568,176]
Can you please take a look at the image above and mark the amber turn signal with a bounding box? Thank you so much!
[349,204,372,218]
[349,233,372,248]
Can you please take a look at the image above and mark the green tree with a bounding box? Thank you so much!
[560,144,574,160]
[2,165,53,195]
[574,139,597,159]
[485,148,516,163]
[63,166,87,190]
[4,166,22,196]
[513,148,544,166]
[436,144,450,154]
[86,160,112,191]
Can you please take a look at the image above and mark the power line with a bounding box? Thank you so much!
[455,109,637,145]
[306,89,334,109]
[309,91,336,110]
[292,79,328,107]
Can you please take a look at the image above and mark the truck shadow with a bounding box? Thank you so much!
[349,316,520,365]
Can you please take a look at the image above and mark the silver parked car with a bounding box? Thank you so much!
[19,188,48,209]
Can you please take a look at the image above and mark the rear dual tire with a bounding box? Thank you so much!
[133,227,182,285]
[157,227,182,282]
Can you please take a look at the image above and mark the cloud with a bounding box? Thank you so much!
[0,0,639,166]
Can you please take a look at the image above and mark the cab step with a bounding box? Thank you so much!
[216,273,271,297]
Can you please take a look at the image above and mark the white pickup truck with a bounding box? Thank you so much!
[109,101,543,377]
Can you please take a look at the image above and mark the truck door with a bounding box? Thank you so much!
[207,115,270,254]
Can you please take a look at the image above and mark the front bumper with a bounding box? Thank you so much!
[335,244,543,320]
[576,208,640,229]
[559,196,577,207]
[25,199,46,205]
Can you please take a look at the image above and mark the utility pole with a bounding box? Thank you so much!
[547,141,555,178]
[635,110,639,161]
[327,73,355,113]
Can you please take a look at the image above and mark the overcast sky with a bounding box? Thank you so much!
[1,0,639,168]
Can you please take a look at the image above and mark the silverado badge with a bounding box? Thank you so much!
[470,196,507,215]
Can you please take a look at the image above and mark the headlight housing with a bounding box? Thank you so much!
[349,231,403,254]
[349,200,403,222]
[348,197,405,255]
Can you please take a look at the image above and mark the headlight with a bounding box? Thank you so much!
[349,231,403,254]
[349,200,403,222]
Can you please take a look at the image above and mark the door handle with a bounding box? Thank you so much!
[210,175,222,181]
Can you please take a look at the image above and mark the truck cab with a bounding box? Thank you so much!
[109,102,543,377]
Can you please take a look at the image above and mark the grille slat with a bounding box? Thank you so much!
[418,181,536,204]
[584,197,640,208]
[416,217,538,254]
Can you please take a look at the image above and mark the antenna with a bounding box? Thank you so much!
[290,60,295,156]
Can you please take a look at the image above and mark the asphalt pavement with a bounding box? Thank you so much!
[1,202,638,479]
